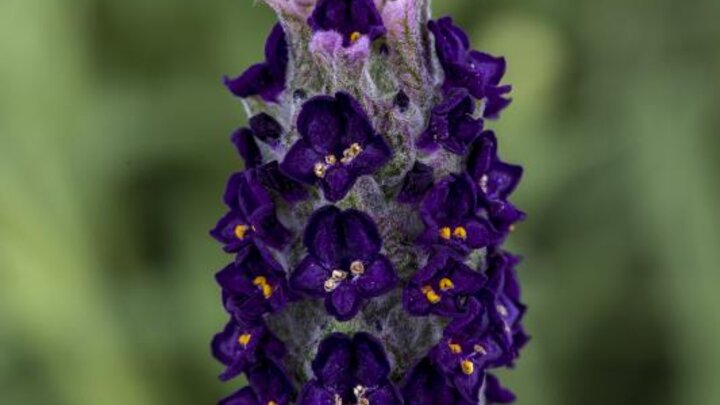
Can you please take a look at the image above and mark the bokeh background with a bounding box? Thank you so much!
[1,0,719,404]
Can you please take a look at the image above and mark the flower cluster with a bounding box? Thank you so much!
[211,1,527,404]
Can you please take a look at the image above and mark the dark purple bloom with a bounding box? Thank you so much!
[257,161,309,204]
[467,131,525,233]
[211,169,291,252]
[219,244,292,324]
[249,112,284,145]
[430,260,526,402]
[430,302,508,403]
[297,332,402,405]
[225,23,288,102]
[397,161,435,204]
[483,250,528,355]
[428,17,511,118]
[280,92,391,202]
[308,0,386,47]
[418,174,503,255]
[484,373,516,404]
[212,318,286,381]
[417,88,484,155]
[290,206,398,321]
[403,250,486,317]
[219,360,296,405]
[231,127,263,169]
[401,357,475,405]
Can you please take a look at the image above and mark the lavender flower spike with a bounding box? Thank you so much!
[211,3,529,404]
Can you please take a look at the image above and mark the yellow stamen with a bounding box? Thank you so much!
[252,276,273,299]
[268,401,278,405]
[261,283,274,299]
[331,270,348,281]
[350,31,362,43]
[314,162,327,178]
[439,227,452,240]
[350,260,365,275]
[324,278,338,292]
[448,342,462,354]
[422,285,441,304]
[439,278,455,291]
[341,143,363,164]
[238,333,252,347]
[234,224,250,240]
[461,360,475,375]
[325,154,338,165]
[453,226,468,240]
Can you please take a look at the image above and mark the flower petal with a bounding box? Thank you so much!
[464,217,501,249]
[231,127,263,168]
[345,134,392,177]
[336,91,374,146]
[311,333,354,389]
[296,381,336,405]
[356,255,397,296]
[353,332,391,386]
[280,139,324,185]
[248,203,291,249]
[484,374,516,403]
[342,209,382,260]
[303,205,344,266]
[297,95,343,154]
[249,113,283,144]
[290,256,331,297]
[321,165,355,202]
[398,161,435,204]
[327,283,361,321]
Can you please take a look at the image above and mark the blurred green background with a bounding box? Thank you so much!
[1,0,719,404]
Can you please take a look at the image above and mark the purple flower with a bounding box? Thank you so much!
[467,131,526,233]
[297,332,402,405]
[430,305,508,403]
[397,161,435,204]
[249,112,284,145]
[219,360,296,405]
[219,244,292,324]
[417,88,484,155]
[428,17,511,118]
[483,250,528,355]
[401,357,475,405]
[308,0,386,47]
[231,127,263,169]
[430,257,526,403]
[211,169,291,252]
[211,319,286,381]
[290,206,398,321]
[257,161,309,204]
[280,92,391,202]
[403,250,487,317]
[418,174,502,255]
[484,373,516,404]
[224,23,288,102]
